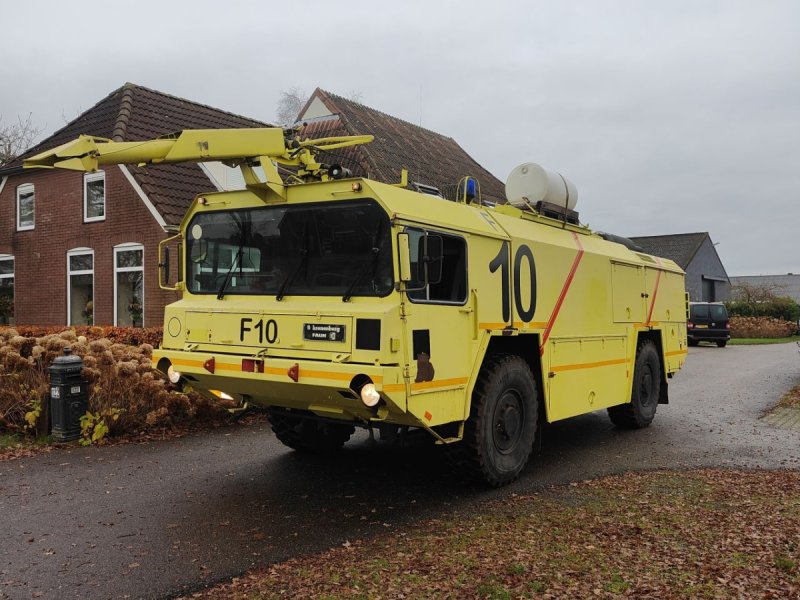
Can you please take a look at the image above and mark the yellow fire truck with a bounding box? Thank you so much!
[26,127,687,486]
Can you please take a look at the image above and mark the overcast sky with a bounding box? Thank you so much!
[2,1,798,275]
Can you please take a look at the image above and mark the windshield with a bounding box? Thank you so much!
[691,304,728,320]
[185,200,394,297]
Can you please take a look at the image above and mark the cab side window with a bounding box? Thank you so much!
[407,228,467,304]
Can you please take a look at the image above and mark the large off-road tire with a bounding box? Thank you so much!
[267,410,355,452]
[608,339,661,429]
[451,355,539,487]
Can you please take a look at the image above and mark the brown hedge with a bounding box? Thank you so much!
[0,328,232,437]
[729,316,797,339]
[5,325,163,348]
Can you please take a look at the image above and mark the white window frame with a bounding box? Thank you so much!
[83,171,106,223]
[16,183,35,231]
[0,254,14,325]
[67,248,94,326]
[113,243,145,327]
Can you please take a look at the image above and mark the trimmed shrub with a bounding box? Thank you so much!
[729,316,797,339]
[7,325,163,348]
[725,297,800,323]
[0,328,232,439]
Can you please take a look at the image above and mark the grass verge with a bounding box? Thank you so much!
[182,469,800,599]
[0,433,55,460]
[730,336,800,345]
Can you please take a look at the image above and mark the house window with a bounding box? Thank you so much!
[84,171,106,222]
[0,255,14,325]
[114,244,144,327]
[16,184,34,231]
[67,249,94,326]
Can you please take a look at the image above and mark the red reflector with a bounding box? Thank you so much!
[203,357,215,374]
[287,363,299,382]
[242,359,264,373]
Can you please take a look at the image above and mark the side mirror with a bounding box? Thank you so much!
[160,247,171,284]
[158,232,184,292]
[417,234,443,285]
[397,232,412,282]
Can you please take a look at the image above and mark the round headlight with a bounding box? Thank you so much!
[360,383,381,408]
[167,365,182,384]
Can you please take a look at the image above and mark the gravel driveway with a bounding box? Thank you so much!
[1,343,799,599]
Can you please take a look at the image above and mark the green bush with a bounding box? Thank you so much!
[725,297,800,322]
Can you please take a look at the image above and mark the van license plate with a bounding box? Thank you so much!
[304,323,346,342]
[695,324,708,328]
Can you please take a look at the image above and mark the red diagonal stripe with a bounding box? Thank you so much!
[540,232,585,356]
[646,268,662,325]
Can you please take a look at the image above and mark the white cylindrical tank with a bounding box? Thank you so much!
[505,163,578,210]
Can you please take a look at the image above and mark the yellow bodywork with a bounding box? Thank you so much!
[153,179,686,433]
[25,128,687,441]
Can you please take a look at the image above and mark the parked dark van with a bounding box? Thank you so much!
[687,302,730,347]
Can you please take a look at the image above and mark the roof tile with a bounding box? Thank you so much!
[302,89,507,202]
[628,232,709,269]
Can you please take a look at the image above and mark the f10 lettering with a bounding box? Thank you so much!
[240,318,278,344]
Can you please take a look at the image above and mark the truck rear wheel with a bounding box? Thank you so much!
[268,410,355,452]
[453,355,539,487]
[607,339,661,429]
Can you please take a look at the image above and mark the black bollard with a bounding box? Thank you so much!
[49,347,88,442]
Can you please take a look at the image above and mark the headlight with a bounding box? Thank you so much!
[360,383,381,407]
[167,365,182,384]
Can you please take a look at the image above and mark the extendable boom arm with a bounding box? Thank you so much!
[23,127,373,174]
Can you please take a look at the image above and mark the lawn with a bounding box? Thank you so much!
[729,336,800,345]
[182,469,800,599]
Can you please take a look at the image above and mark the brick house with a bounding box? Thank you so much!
[0,83,266,326]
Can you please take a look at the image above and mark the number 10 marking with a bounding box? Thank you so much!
[489,242,537,323]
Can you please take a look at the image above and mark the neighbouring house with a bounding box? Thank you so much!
[295,88,506,203]
[629,232,730,302]
[729,274,800,304]
[0,83,267,327]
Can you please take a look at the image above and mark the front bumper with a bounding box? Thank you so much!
[153,349,409,423]
[687,329,730,342]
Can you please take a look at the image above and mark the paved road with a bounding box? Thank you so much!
[2,344,799,599]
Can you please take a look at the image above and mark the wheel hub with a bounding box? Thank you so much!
[639,364,654,406]
[493,390,525,455]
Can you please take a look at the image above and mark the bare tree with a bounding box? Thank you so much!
[0,114,42,166]
[275,87,309,127]
[275,88,365,127]
[730,281,785,304]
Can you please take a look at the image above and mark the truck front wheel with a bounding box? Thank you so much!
[607,339,661,429]
[454,355,539,487]
[268,410,355,452]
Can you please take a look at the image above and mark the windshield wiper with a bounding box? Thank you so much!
[216,248,243,300]
[342,219,384,302]
[276,220,311,301]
